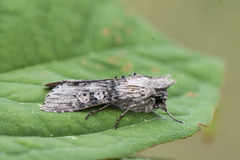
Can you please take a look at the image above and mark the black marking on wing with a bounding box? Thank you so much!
[41,79,122,112]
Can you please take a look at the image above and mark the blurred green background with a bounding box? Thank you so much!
[126,0,239,160]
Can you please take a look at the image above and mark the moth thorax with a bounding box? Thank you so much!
[127,77,152,87]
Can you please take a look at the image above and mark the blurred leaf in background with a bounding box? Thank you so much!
[0,0,224,159]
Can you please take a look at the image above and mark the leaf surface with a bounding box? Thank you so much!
[0,0,224,159]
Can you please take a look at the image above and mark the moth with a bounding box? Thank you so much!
[41,73,183,129]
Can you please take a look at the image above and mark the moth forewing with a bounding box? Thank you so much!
[41,79,119,112]
[41,73,182,129]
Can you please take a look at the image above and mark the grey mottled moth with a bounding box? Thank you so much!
[41,73,183,129]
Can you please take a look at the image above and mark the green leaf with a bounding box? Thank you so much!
[121,158,165,160]
[0,0,224,160]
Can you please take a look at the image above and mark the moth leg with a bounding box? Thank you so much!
[161,106,183,123]
[85,104,110,120]
[115,106,132,129]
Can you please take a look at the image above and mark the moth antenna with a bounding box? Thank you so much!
[162,106,183,123]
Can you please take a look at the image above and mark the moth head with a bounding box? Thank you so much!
[152,75,174,110]
[153,91,168,110]
[152,75,176,90]
[153,100,166,110]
